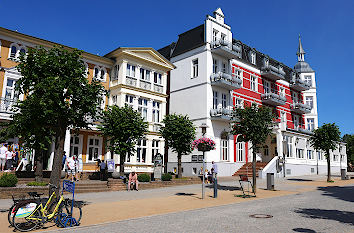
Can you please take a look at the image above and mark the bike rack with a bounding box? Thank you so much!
[55,180,78,228]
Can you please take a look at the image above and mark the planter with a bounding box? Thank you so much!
[112,171,120,179]
[197,144,212,152]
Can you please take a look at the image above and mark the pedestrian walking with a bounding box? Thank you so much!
[66,154,76,182]
[74,155,80,181]
[212,161,218,198]
[0,143,7,171]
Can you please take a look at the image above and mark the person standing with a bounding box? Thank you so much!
[212,161,218,198]
[5,147,14,171]
[99,160,107,181]
[66,154,76,182]
[0,143,7,171]
[62,151,67,170]
[74,155,80,181]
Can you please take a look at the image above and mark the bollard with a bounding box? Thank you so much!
[341,169,347,180]
[267,173,274,190]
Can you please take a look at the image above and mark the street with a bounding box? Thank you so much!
[45,182,354,233]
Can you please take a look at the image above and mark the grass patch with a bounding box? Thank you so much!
[327,180,335,183]
[27,181,48,186]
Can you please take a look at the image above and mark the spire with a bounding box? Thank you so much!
[297,35,305,62]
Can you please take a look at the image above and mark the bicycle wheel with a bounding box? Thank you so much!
[12,202,41,232]
[62,200,82,224]
[8,203,17,226]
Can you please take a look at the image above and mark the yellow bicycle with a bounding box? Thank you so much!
[12,183,82,232]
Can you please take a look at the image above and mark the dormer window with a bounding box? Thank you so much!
[250,51,256,65]
[263,57,269,67]
[221,33,226,42]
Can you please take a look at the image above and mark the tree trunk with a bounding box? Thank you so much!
[252,149,257,194]
[35,150,44,182]
[49,130,65,196]
[119,153,125,176]
[177,153,182,178]
[326,149,331,182]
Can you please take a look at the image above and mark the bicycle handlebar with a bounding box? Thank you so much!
[48,183,58,189]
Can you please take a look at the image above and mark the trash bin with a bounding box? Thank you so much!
[341,169,347,180]
[267,173,274,190]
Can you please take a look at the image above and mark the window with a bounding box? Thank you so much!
[285,136,293,158]
[222,62,227,73]
[317,151,324,160]
[213,91,218,109]
[213,59,218,73]
[192,59,198,78]
[221,33,226,41]
[125,95,134,108]
[152,140,159,161]
[111,64,119,81]
[10,45,18,59]
[293,115,299,129]
[306,96,313,108]
[19,47,26,57]
[333,154,339,162]
[221,93,227,108]
[233,68,242,80]
[213,29,218,42]
[100,69,106,81]
[281,111,286,123]
[154,73,162,84]
[304,75,312,86]
[263,81,270,94]
[250,52,256,64]
[307,150,314,160]
[126,64,136,77]
[136,139,147,163]
[4,78,18,100]
[93,67,106,81]
[235,98,243,109]
[279,87,285,97]
[138,98,148,120]
[236,142,245,162]
[152,101,160,122]
[88,137,101,162]
[250,75,257,91]
[140,68,150,81]
[296,148,304,159]
[220,139,228,161]
[70,136,80,157]
[307,118,314,131]
[292,92,299,103]
[94,68,99,79]
[112,95,117,105]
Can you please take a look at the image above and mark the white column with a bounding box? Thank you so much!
[64,129,71,155]
[147,99,153,122]
[121,60,127,85]
[136,65,141,88]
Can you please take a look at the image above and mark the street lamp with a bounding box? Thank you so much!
[199,123,208,199]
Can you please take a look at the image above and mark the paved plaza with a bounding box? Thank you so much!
[1,175,353,233]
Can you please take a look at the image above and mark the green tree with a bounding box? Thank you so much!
[16,46,106,192]
[310,123,341,182]
[342,134,354,165]
[1,94,54,182]
[99,105,147,175]
[231,103,275,194]
[160,114,195,178]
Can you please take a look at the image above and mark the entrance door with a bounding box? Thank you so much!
[236,142,245,162]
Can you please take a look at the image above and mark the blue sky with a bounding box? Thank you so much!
[1,0,353,135]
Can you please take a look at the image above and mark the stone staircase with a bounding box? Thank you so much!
[107,178,127,191]
[232,162,268,177]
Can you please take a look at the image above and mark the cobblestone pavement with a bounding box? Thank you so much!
[45,182,354,233]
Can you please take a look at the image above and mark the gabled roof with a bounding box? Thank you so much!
[214,8,224,17]
[105,47,175,70]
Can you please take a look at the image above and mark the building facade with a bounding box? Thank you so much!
[159,8,347,177]
[0,27,174,173]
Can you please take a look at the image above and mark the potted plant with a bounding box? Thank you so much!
[192,137,216,152]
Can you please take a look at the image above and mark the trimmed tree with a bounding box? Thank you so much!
[1,94,54,182]
[231,103,275,194]
[160,114,195,178]
[310,123,341,182]
[99,105,147,176]
[16,46,106,193]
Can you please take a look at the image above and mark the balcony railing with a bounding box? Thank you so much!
[211,39,242,59]
[288,126,314,135]
[290,102,312,114]
[150,122,163,132]
[139,80,151,91]
[210,72,242,90]
[290,78,311,91]
[261,64,285,81]
[126,76,137,87]
[210,107,233,122]
[261,93,286,106]
[153,84,163,94]
[0,98,18,114]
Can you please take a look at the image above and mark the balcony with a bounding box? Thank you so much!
[153,84,163,94]
[149,122,164,133]
[261,64,285,81]
[287,126,314,135]
[210,108,233,122]
[210,72,242,90]
[290,78,311,91]
[126,76,137,87]
[211,39,241,59]
[139,80,152,91]
[261,93,286,106]
[0,98,17,114]
[290,102,312,114]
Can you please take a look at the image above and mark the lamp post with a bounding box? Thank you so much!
[200,123,208,199]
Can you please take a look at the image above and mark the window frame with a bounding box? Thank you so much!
[250,75,257,92]
[192,59,198,78]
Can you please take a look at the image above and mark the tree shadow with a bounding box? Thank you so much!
[175,192,196,196]
[287,178,314,182]
[317,186,354,203]
[294,208,354,226]
[205,184,240,191]
[292,228,316,233]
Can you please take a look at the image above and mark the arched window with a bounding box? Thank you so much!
[10,45,18,59]
[94,67,99,79]
[220,131,228,161]
[19,47,27,58]
[236,136,245,162]
[100,69,106,81]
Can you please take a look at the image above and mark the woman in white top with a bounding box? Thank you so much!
[5,148,14,171]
